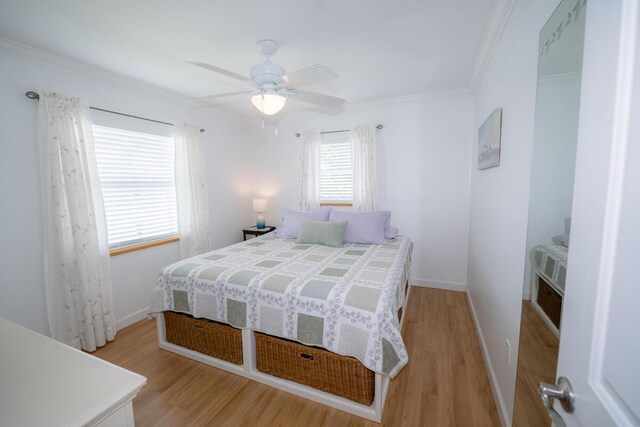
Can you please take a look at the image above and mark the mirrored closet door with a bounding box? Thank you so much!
[513,0,586,425]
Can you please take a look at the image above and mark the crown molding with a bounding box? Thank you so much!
[0,37,200,108]
[345,87,473,109]
[0,37,474,123]
[538,71,582,84]
[467,0,516,94]
[252,87,473,125]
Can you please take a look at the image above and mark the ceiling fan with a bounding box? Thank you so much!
[188,39,346,115]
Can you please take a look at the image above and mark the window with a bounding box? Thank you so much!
[92,125,178,249]
[319,137,353,204]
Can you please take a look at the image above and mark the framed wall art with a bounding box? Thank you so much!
[478,108,502,170]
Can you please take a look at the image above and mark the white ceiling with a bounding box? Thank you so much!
[0,0,496,118]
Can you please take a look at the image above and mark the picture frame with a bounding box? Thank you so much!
[478,108,503,170]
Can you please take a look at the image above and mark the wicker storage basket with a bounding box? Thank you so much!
[164,311,243,365]
[255,332,375,405]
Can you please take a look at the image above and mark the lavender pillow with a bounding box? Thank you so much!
[275,207,332,238]
[329,210,390,244]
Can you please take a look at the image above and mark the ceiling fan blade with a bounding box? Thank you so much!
[187,61,255,85]
[293,90,346,108]
[195,91,254,102]
[279,64,339,88]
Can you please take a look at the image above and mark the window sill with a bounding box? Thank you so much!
[320,202,353,207]
[109,236,179,257]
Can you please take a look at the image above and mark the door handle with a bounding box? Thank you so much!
[539,376,575,427]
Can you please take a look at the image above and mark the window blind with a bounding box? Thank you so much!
[92,125,178,249]
[320,141,353,202]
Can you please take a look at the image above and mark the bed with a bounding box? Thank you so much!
[531,244,568,334]
[149,233,412,421]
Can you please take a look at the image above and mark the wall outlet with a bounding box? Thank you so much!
[505,339,511,365]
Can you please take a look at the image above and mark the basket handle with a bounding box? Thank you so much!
[193,325,204,331]
[300,353,314,361]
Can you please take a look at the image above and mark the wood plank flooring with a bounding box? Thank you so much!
[513,301,559,427]
[93,287,500,426]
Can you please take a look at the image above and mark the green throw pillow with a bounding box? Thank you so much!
[296,219,347,248]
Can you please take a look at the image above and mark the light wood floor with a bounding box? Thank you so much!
[513,301,559,427]
[94,287,500,426]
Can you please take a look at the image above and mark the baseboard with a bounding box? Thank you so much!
[411,279,466,292]
[465,290,510,427]
[116,307,149,331]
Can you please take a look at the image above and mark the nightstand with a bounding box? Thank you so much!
[242,226,276,241]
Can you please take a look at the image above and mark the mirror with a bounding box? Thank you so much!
[513,0,586,425]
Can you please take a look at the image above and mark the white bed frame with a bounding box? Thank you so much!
[156,284,411,423]
[530,273,561,337]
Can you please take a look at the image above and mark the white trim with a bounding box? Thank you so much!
[257,88,473,123]
[1,36,474,121]
[411,278,466,292]
[155,284,411,422]
[345,88,472,108]
[468,0,516,94]
[116,307,150,331]
[466,290,510,427]
[538,71,582,84]
[0,37,206,108]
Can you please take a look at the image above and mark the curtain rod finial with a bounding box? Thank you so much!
[25,91,40,100]
[376,124,383,129]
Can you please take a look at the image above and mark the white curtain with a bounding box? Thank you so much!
[351,124,378,212]
[299,130,321,210]
[38,91,116,351]
[175,123,210,258]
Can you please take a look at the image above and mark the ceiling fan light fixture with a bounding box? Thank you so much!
[251,92,287,115]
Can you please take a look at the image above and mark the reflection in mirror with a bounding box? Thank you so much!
[513,0,586,426]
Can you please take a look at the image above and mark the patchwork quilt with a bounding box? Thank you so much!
[534,244,568,294]
[149,235,412,377]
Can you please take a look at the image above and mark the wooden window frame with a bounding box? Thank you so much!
[109,236,179,257]
[320,202,353,207]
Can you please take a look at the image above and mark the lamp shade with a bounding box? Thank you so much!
[251,93,287,115]
[252,198,268,212]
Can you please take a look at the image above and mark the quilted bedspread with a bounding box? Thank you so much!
[534,244,568,294]
[149,235,412,377]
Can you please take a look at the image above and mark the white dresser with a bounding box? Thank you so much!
[0,317,146,427]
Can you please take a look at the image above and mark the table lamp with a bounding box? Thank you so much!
[252,198,268,229]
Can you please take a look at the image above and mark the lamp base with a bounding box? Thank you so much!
[256,213,266,230]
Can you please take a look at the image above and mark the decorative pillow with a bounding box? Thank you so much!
[329,210,390,244]
[275,207,332,238]
[296,219,347,247]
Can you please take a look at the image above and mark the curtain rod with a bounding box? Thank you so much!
[295,124,383,138]
[25,91,205,133]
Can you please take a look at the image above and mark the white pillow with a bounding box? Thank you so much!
[275,207,331,238]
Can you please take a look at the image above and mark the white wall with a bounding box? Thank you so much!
[465,0,561,424]
[249,92,474,288]
[523,74,581,299]
[0,49,253,335]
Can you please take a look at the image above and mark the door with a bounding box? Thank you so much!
[552,0,640,425]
